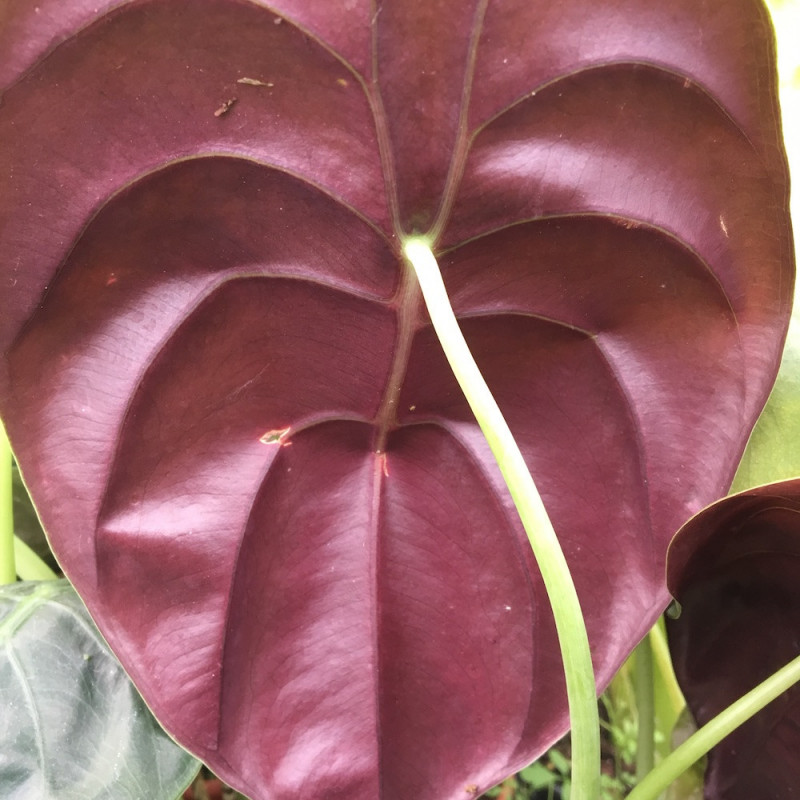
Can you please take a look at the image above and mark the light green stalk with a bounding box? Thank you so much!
[628,652,800,800]
[402,237,600,800]
[649,619,686,721]
[634,635,655,781]
[0,419,15,585]
[14,536,57,581]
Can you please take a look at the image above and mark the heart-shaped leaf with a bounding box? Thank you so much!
[666,482,800,800]
[0,2,793,797]
[0,580,199,800]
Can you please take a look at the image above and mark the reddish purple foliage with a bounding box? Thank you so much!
[0,1,792,797]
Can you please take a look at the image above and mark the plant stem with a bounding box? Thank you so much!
[0,419,15,585]
[649,619,685,719]
[634,634,655,782]
[402,237,600,800]
[648,617,686,774]
[627,652,800,800]
[14,536,58,581]
[601,659,636,788]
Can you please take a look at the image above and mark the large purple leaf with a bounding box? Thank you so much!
[666,482,800,800]
[0,1,793,797]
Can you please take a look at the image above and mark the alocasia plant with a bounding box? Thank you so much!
[0,0,794,798]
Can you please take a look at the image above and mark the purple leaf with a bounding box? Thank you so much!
[667,482,800,800]
[0,1,793,797]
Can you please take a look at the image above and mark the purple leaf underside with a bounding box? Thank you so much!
[0,1,793,797]
[667,482,800,800]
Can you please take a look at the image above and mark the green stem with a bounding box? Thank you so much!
[648,619,686,776]
[634,635,655,782]
[14,536,58,581]
[649,619,685,719]
[601,658,636,788]
[402,237,600,800]
[627,652,800,800]
[0,419,15,585]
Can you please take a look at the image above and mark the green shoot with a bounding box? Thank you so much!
[1,420,15,585]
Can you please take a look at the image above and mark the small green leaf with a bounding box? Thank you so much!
[547,748,571,776]
[0,580,199,800]
[518,761,558,787]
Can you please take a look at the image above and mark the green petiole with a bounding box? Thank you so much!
[627,651,800,800]
[1,419,15,585]
[402,236,600,800]
[633,634,655,782]
[14,536,58,582]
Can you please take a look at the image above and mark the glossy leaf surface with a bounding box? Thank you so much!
[667,482,800,800]
[0,1,793,797]
[0,580,199,800]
